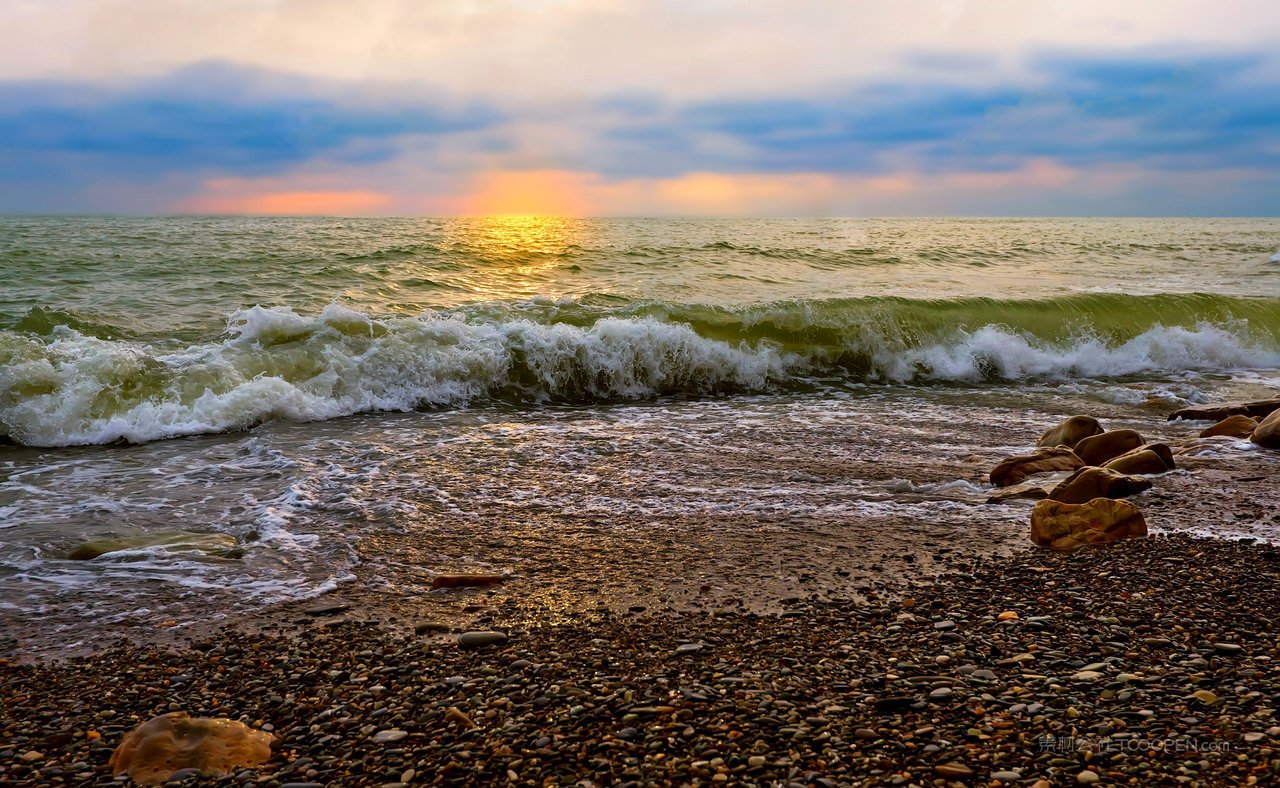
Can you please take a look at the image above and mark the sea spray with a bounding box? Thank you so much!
[2,294,1279,447]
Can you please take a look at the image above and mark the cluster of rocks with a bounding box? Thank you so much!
[3,533,1278,786]
[988,398,1280,552]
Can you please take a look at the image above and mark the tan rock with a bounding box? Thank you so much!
[1073,429,1144,466]
[1168,397,1280,422]
[1048,466,1152,505]
[110,712,274,785]
[1030,497,1148,551]
[985,474,1069,503]
[989,446,1084,487]
[1252,409,1280,450]
[431,573,507,590]
[1036,415,1104,448]
[1103,443,1175,475]
[1199,414,1258,438]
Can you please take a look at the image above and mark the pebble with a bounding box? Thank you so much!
[372,729,408,743]
[1077,769,1100,783]
[457,631,508,648]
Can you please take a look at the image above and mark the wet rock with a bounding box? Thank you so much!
[1048,466,1152,504]
[109,712,273,785]
[1251,409,1280,450]
[1030,497,1148,551]
[990,446,1084,487]
[68,532,239,561]
[458,631,508,648]
[1199,414,1258,438]
[1169,397,1280,422]
[985,476,1063,503]
[1074,429,1145,466]
[303,603,350,616]
[1037,415,1104,448]
[1102,444,1175,475]
[431,573,507,590]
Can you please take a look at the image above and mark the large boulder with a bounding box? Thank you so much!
[1073,429,1144,466]
[110,712,274,785]
[989,446,1084,487]
[1048,466,1152,504]
[1103,443,1175,475]
[1036,416,1104,448]
[1168,397,1280,422]
[1252,409,1280,450]
[1030,497,1148,551]
[1199,415,1258,438]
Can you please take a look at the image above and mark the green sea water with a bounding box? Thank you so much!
[2,217,1279,447]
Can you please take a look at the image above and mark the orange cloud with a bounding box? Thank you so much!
[179,180,391,215]
[450,170,594,217]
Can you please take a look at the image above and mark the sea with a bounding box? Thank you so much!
[2,217,1279,652]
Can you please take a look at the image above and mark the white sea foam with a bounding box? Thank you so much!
[2,306,1278,446]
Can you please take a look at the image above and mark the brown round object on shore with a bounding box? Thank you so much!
[1048,466,1152,504]
[1036,415,1104,448]
[1030,497,1147,551]
[1252,409,1280,449]
[1074,429,1144,466]
[1200,414,1258,439]
[431,573,507,590]
[989,446,1084,487]
[109,712,274,785]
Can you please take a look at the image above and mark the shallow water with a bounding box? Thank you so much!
[1,217,1278,653]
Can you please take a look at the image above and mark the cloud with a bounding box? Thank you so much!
[1,36,1279,214]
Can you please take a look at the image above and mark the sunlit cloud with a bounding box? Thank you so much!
[2,1,1280,215]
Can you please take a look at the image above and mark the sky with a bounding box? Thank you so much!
[2,0,1280,216]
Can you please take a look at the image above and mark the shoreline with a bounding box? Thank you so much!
[3,532,1278,785]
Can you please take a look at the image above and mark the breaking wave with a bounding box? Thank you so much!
[2,293,1279,446]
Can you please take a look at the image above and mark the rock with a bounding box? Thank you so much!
[1169,397,1280,422]
[303,603,350,616]
[431,573,506,590]
[1037,415,1104,448]
[674,642,705,655]
[1199,415,1258,438]
[1048,467,1152,504]
[413,621,450,634]
[1073,429,1144,466]
[1102,445,1174,475]
[990,446,1085,487]
[68,532,240,561]
[458,631,508,648]
[934,762,973,778]
[372,729,408,743]
[991,771,1022,782]
[985,475,1067,503]
[997,611,1019,620]
[19,750,43,762]
[1030,497,1148,551]
[1077,770,1100,784]
[444,707,476,729]
[109,712,273,786]
[1251,409,1280,450]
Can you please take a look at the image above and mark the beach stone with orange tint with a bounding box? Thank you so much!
[1199,414,1258,438]
[989,446,1084,487]
[1030,497,1148,551]
[109,712,273,785]
[1251,409,1280,449]
[1036,415,1104,449]
[1103,444,1174,475]
[1048,466,1151,505]
[1073,429,1145,466]
[431,573,506,590]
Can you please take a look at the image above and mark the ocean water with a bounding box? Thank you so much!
[2,217,1279,649]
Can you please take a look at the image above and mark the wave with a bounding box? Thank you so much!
[2,294,1279,447]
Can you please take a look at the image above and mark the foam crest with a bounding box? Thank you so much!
[2,299,1278,446]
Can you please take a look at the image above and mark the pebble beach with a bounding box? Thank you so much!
[4,529,1280,786]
